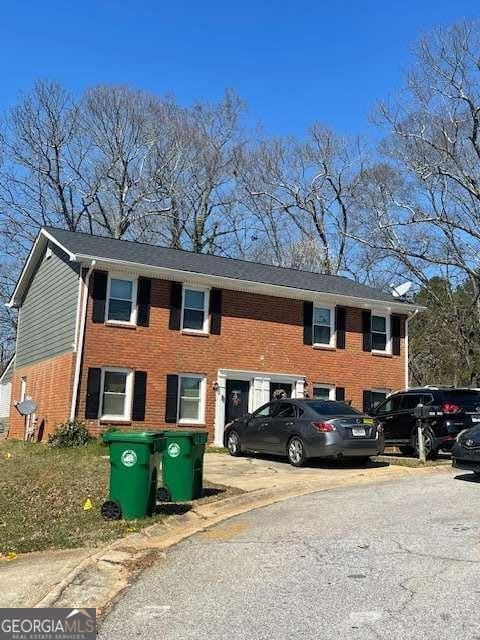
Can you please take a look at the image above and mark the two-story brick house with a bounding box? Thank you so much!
[7,227,421,444]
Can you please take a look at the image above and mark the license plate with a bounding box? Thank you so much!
[352,427,366,437]
[362,418,374,425]
[472,416,480,423]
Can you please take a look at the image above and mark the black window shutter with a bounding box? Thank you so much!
[303,301,313,345]
[165,374,179,423]
[363,390,372,413]
[132,371,147,421]
[336,306,346,349]
[91,271,108,323]
[335,387,345,402]
[85,368,101,419]
[392,314,401,356]
[362,310,372,352]
[169,282,183,330]
[210,288,222,335]
[137,278,152,327]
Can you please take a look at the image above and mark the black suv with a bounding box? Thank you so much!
[369,387,480,459]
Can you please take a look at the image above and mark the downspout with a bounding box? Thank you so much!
[70,260,96,421]
[405,308,419,389]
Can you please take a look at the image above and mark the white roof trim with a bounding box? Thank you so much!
[0,356,14,383]
[41,229,76,260]
[7,228,424,314]
[7,229,76,307]
[75,253,424,313]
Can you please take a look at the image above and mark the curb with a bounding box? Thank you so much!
[34,463,451,613]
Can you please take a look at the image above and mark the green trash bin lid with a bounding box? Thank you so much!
[160,429,208,444]
[103,431,165,445]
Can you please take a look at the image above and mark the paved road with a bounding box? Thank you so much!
[100,469,480,639]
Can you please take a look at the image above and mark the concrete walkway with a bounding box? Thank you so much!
[0,453,450,610]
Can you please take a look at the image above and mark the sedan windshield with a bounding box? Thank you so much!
[309,401,361,416]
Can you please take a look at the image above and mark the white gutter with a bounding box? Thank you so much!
[74,253,425,314]
[69,260,96,421]
[8,228,425,314]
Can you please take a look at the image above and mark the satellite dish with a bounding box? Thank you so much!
[390,281,413,298]
[16,398,38,416]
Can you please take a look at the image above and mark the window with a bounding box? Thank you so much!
[313,306,334,347]
[310,401,360,417]
[273,403,296,418]
[253,402,275,418]
[178,375,206,424]
[371,314,390,353]
[400,394,424,410]
[375,394,401,414]
[100,368,133,420]
[371,390,388,408]
[182,287,209,333]
[313,385,334,400]
[107,276,137,324]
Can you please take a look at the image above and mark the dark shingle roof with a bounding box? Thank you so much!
[45,227,402,304]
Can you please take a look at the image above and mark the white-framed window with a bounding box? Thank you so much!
[313,305,335,347]
[106,275,137,325]
[100,367,133,421]
[371,313,390,353]
[181,286,210,334]
[178,374,206,424]
[312,384,335,400]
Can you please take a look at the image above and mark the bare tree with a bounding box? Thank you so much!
[164,90,247,254]
[79,85,179,239]
[350,22,480,383]
[0,81,87,255]
[240,125,372,275]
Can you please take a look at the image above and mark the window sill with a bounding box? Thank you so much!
[178,421,206,427]
[372,351,393,358]
[105,321,137,330]
[312,344,336,351]
[100,419,132,425]
[181,329,209,337]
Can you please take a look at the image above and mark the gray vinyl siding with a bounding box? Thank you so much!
[15,243,80,368]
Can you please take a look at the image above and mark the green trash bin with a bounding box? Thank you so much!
[101,431,165,520]
[160,430,208,502]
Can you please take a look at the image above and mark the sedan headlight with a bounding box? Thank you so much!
[456,429,467,443]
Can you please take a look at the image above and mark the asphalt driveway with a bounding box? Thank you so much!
[99,467,480,640]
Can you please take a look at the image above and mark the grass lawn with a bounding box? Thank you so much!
[0,440,167,555]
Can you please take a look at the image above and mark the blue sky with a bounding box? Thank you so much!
[1,1,478,136]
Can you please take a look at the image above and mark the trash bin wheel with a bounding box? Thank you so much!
[101,500,122,520]
[157,487,172,502]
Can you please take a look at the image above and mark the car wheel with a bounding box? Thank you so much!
[287,436,307,467]
[226,430,242,457]
[413,428,438,460]
[399,445,415,456]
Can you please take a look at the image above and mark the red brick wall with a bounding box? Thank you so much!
[78,277,407,439]
[9,352,76,440]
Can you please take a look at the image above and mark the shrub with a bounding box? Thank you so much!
[48,420,91,448]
